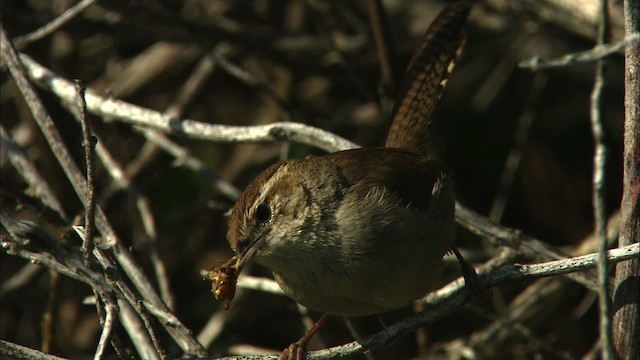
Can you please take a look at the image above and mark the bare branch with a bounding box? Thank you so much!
[366,0,398,110]
[75,79,97,268]
[94,301,117,360]
[12,0,97,49]
[519,33,639,70]
[455,204,599,290]
[0,125,68,221]
[16,51,355,152]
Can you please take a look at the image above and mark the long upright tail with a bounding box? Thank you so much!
[384,1,471,153]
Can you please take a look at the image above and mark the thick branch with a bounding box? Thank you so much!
[612,1,640,359]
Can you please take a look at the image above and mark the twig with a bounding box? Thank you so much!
[12,0,97,49]
[94,300,117,360]
[236,275,285,295]
[304,1,375,104]
[612,1,640,358]
[96,53,237,200]
[212,43,290,118]
[471,308,573,360]
[590,0,613,358]
[5,48,111,359]
[17,52,356,153]
[455,204,599,290]
[470,37,518,111]
[366,0,397,110]
[0,125,68,221]
[94,47,236,201]
[41,270,60,354]
[132,127,241,199]
[0,263,44,299]
[76,79,97,268]
[489,72,547,222]
[519,33,640,70]
[165,55,216,118]
[342,318,375,360]
[118,298,161,360]
[582,339,602,360]
[196,311,228,349]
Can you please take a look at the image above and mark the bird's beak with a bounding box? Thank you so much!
[236,234,264,272]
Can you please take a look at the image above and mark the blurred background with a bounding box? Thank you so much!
[1,0,628,358]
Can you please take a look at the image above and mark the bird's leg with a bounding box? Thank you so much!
[280,313,331,360]
[451,247,491,307]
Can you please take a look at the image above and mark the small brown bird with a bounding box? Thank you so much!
[210,1,473,358]
[227,148,455,317]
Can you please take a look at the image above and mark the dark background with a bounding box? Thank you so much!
[1,0,627,358]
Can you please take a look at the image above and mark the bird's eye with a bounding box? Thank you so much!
[255,203,271,223]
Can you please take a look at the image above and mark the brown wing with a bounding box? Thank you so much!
[384,1,470,153]
[325,148,450,211]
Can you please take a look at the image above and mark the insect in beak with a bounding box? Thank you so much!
[206,235,264,310]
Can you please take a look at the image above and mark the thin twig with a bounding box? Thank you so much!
[12,0,97,49]
[0,263,44,299]
[41,270,60,353]
[165,55,216,118]
[76,79,96,268]
[582,339,602,360]
[304,0,375,105]
[455,204,599,290]
[133,127,241,199]
[366,0,397,111]
[236,275,285,295]
[94,300,117,360]
[0,125,68,221]
[196,311,227,349]
[590,0,613,358]
[117,298,162,360]
[489,72,547,222]
[212,43,290,118]
[519,33,640,70]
